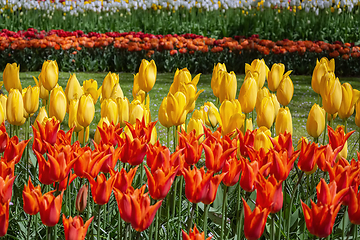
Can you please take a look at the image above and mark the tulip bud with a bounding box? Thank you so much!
[257,96,275,129]
[187,116,205,142]
[76,184,88,213]
[270,94,280,119]
[77,94,95,128]
[211,63,227,98]
[34,75,49,100]
[41,60,59,91]
[68,99,83,133]
[138,59,157,93]
[245,59,269,90]
[219,71,237,103]
[275,107,292,135]
[0,104,4,124]
[320,72,342,115]
[117,97,130,128]
[102,72,119,100]
[268,63,285,92]
[129,100,146,125]
[82,79,99,104]
[7,89,26,126]
[49,86,66,122]
[201,102,221,128]
[132,73,146,103]
[219,99,244,136]
[239,76,257,113]
[101,98,118,125]
[94,117,110,145]
[23,86,40,116]
[170,68,193,94]
[158,97,172,128]
[65,74,83,103]
[276,71,293,106]
[338,83,360,120]
[166,92,188,127]
[3,63,22,92]
[110,83,124,99]
[254,126,273,152]
[34,107,48,131]
[256,87,270,112]
[306,104,326,138]
[0,95,6,121]
[311,58,335,94]
[356,102,360,128]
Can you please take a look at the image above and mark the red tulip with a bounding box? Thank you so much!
[125,119,157,143]
[0,124,9,153]
[86,172,117,205]
[114,185,162,232]
[110,167,137,193]
[222,156,243,187]
[0,201,9,237]
[268,149,299,181]
[178,130,203,166]
[240,158,270,192]
[348,187,360,225]
[118,133,147,166]
[75,184,88,213]
[297,139,325,173]
[3,136,30,164]
[236,128,256,158]
[255,174,283,213]
[63,215,94,240]
[270,131,294,158]
[0,175,15,205]
[144,165,178,200]
[39,190,64,227]
[327,125,354,150]
[203,138,236,173]
[242,198,270,240]
[23,177,42,215]
[35,118,60,145]
[182,224,212,240]
[317,144,343,171]
[97,122,122,147]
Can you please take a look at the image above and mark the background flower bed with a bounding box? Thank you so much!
[1,29,360,75]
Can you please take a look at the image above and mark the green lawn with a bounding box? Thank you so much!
[4,71,360,160]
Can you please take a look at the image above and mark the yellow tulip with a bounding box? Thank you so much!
[211,63,227,98]
[77,94,95,128]
[129,100,147,125]
[0,103,4,124]
[0,94,7,121]
[256,96,275,129]
[240,118,253,133]
[311,58,335,94]
[201,102,221,128]
[65,74,84,103]
[110,83,124,99]
[320,72,342,115]
[306,104,326,138]
[219,99,244,136]
[48,86,66,122]
[117,97,130,127]
[275,107,293,135]
[102,72,119,100]
[158,97,172,129]
[187,117,204,142]
[68,99,83,133]
[254,126,273,152]
[256,87,271,112]
[338,83,360,120]
[166,92,189,126]
[79,126,89,144]
[101,98,118,125]
[270,94,280,119]
[276,71,293,106]
[245,59,269,90]
[3,63,22,92]
[82,79,99,104]
[239,75,257,113]
[33,76,49,100]
[94,117,110,145]
[355,102,360,128]
[218,71,237,103]
[7,89,26,126]
[23,85,39,116]
[41,60,59,91]
[132,73,146,104]
[33,107,48,131]
[138,59,157,93]
[268,63,285,92]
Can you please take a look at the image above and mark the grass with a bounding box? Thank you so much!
[2,71,360,159]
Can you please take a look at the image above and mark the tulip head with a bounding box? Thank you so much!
[76,184,88,213]
[117,97,130,127]
[158,97,172,128]
[338,83,360,120]
[138,59,157,93]
[7,89,26,126]
[102,72,119,100]
[311,58,335,94]
[256,87,271,112]
[306,104,326,138]
[219,99,244,136]
[3,63,21,92]
[211,63,227,98]
[320,72,342,115]
[245,59,269,90]
[101,98,118,125]
[49,86,67,122]
[77,94,95,128]
[256,96,275,129]
[68,99,83,133]
[276,71,293,106]
[23,85,40,116]
[63,215,93,240]
[239,75,257,113]
[268,63,285,92]
[275,107,293,135]
[254,126,273,152]
[39,190,64,227]
[41,60,59,91]
[219,71,237,103]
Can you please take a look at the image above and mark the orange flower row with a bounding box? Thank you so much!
[1,34,359,59]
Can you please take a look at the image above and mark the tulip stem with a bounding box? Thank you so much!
[344,119,348,134]
[244,113,247,134]
[166,195,170,239]
[83,126,87,147]
[172,177,178,217]
[187,203,196,232]
[204,204,210,239]
[27,215,32,240]
[46,226,51,240]
[177,177,184,240]
[118,212,122,240]
[271,214,275,240]
[149,199,154,239]
[97,204,101,240]
[220,186,228,240]
[53,224,57,240]
[343,207,347,240]
[155,206,159,240]
[323,114,328,146]
[166,127,170,149]
[354,224,358,240]
[287,172,304,240]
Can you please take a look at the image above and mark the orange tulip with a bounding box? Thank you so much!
[118,133,148,166]
[348,187,360,225]
[178,130,203,166]
[236,129,256,158]
[23,177,42,215]
[114,185,162,232]
[0,201,9,237]
[222,156,243,187]
[255,174,283,213]
[0,124,8,154]
[182,224,212,240]
[268,149,299,181]
[110,167,138,193]
[39,190,64,227]
[63,215,94,240]
[297,139,326,174]
[242,198,270,240]
[144,165,178,200]
[328,125,354,151]
[86,173,117,205]
[182,166,225,204]
[3,135,30,164]
[202,138,236,173]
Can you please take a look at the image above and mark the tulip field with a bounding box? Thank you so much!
[0,57,359,240]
